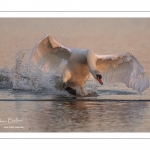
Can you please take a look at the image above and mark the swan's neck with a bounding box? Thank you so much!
[86,49,98,78]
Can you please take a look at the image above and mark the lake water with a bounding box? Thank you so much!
[0,84,150,132]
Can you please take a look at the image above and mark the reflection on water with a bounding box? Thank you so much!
[0,99,150,132]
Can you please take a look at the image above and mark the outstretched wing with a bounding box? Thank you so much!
[28,34,71,73]
[96,52,150,93]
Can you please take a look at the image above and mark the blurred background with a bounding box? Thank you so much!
[0,18,150,77]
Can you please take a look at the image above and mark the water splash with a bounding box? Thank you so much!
[0,66,13,89]
[0,49,67,95]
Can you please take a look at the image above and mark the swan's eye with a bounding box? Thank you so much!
[96,74,103,85]
[96,74,102,79]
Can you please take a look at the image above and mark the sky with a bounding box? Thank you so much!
[0,18,150,76]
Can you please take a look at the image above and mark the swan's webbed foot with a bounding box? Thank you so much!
[63,82,76,96]
[66,87,76,95]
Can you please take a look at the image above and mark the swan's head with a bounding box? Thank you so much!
[93,70,103,85]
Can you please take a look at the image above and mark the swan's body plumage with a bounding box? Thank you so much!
[29,34,150,95]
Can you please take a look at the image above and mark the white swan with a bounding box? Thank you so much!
[29,34,150,95]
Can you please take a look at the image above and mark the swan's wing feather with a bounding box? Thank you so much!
[96,52,150,92]
[29,34,71,73]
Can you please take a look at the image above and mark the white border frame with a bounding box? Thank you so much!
[1,12,150,18]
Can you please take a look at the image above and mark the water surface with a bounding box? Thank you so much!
[0,88,150,132]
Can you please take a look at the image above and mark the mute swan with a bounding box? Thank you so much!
[29,34,150,95]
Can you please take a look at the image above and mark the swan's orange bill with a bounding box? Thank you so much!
[98,78,103,85]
